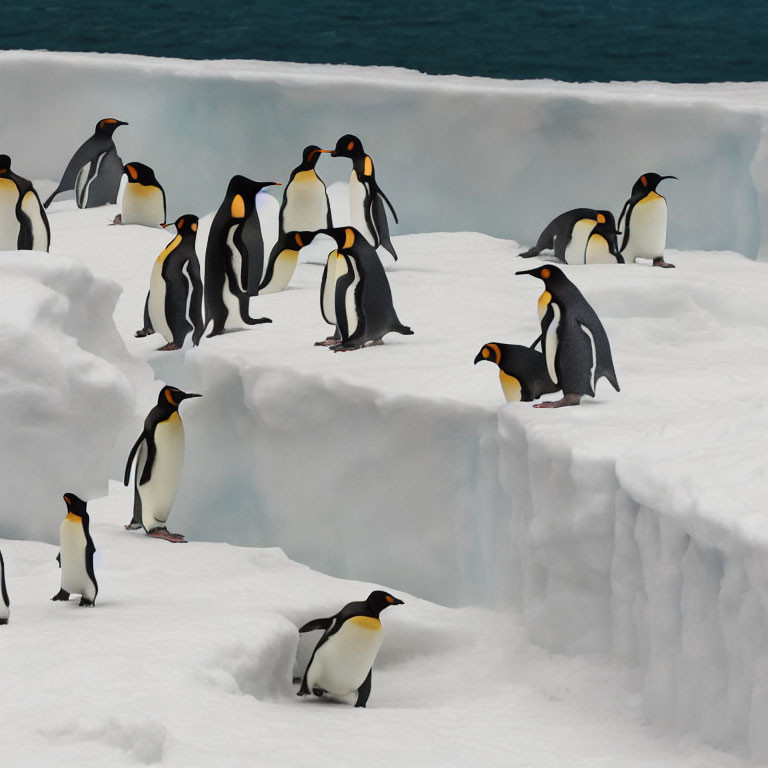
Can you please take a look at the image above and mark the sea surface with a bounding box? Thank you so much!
[2,0,768,83]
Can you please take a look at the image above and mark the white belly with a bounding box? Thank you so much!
[260,249,299,294]
[308,618,383,697]
[585,234,616,264]
[122,185,165,227]
[563,218,596,264]
[623,196,667,261]
[137,416,185,530]
[148,260,173,343]
[544,304,561,385]
[0,180,21,250]
[60,519,95,599]
[223,224,247,329]
[282,171,329,232]
[349,171,374,245]
[344,258,360,337]
[74,152,107,208]
[20,190,49,251]
[322,250,339,324]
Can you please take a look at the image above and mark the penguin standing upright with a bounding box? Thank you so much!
[519,208,620,265]
[315,239,342,346]
[0,547,9,624]
[44,118,128,209]
[327,135,399,260]
[474,342,558,402]
[135,215,205,350]
[124,385,201,542]
[204,176,278,336]
[320,227,413,351]
[516,265,620,408]
[618,173,677,268]
[0,155,50,252]
[259,230,317,295]
[51,494,98,607]
[120,162,166,227]
[298,590,404,708]
[278,145,332,238]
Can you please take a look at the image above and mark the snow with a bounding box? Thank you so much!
[0,51,767,764]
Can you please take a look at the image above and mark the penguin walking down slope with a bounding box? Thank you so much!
[205,176,278,336]
[51,494,98,607]
[44,118,127,209]
[135,215,204,350]
[119,162,166,227]
[320,227,413,351]
[516,265,619,408]
[618,173,677,268]
[0,547,9,624]
[326,135,399,260]
[519,208,621,265]
[0,154,50,251]
[259,230,318,295]
[124,386,201,542]
[298,590,404,707]
[474,343,558,402]
[278,145,332,238]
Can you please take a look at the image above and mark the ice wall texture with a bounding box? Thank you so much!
[0,51,767,258]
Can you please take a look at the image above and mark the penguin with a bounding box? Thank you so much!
[135,215,205,350]
[0,154,50,252]
[583,213,624,264]
[258,230,317,295]
[320,227,413,351]
[515,264,620,408]
[474,342,558,402]
[315,239,342,346]
[124,385,201,542]
[327,134,399,260]
[298,590,404,707]
[51,493,98,607]
[618,173,677,268]
[44,118,128,209]
[278,145,332,238]
[0,547,9,624]
[519,208,620,265]
[204,176,278,336]
[120,162,166,227]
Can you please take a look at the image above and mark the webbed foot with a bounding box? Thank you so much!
[534,393,583,408]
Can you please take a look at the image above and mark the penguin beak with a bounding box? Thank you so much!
[515,268,539,276]
[392,597,404,605]
[473,351,484,365]
[660,175,678,181]
[180,392,202,400]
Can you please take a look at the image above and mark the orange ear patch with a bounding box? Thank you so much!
[126,165,138,180]
[343,228,355,249]
[541,268,551,279]
[597,213,606,224]
[487,343,501,364]
[363,155,373,177]
[191,222,197,232]
[231,194,245,219]
[295,233,304,248]
[177,217,185,230]
[165,389,177,406]
[385,595,395,604]
[347,140,355,151]
[641,175,648,187]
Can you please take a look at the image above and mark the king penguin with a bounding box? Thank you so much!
[474,342,558,402]
[298,590,404,707]
[326,134,399,260]
[120,162,166,227]
[519,208,620,265]
[320,227,413,351]
[204,175,278,336]
[135,215,205,350]
[583,213,624,264]
[516,265,620,407]
[44,118,128,209]
[124,385,201,542]
[278,145,332,238]
[0,547,9,624]
[0,154,50,252]
[618,173,677,268]
[51,493,98,607]
[259,230,318,295]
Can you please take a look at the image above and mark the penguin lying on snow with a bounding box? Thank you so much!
[516,265,619,408]
[119,162,166,227]
[258,230,318,295]
[0,154,50,252]
[278,145,332,238]
[0,547,9,624]
[51,494,98,607]
[619,173,677,268]
[135,215,205,350]
[124,386,201,542]
[474,343,558,402]
[44,118,127,209]
[298,590,404,708]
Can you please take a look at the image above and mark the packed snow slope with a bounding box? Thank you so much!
[2,51,768,258]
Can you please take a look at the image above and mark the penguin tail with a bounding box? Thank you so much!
[604,370,620,392]
[518,247,540,259]
[395,323,414,336]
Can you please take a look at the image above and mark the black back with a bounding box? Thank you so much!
[0,155,50,250]
[519,208,608,261]
[475,343,558,401]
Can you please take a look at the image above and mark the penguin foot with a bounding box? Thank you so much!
[330,343,363,352]
[134,329,153,338]
[124,522,143,530]
[0,618,8,625]
[312,687,326,697]
[110,214,123,225]
[147,527,187,543]
[534,394,583,408]
[314,336,340,347]
[79,598,95,607]
[157,342,181,351]
[51,589,70,601]
[652,257,676,268]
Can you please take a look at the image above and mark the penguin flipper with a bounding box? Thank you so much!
[375,183,398,224]
[355,668,373,708]
[56,552,61,567]
[617,199,632,251]
[124,433,146,486]
[188,258,205,345]
[299,617,333,633]
[371,192,398,261]
[139,434,158,486]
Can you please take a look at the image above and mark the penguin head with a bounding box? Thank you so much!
[286,230,318,250]
[366,590,404,616]
[158,386,202,410]
[330,134,365,159]
[320,227,358,251]
[301,145,324,168]
[591,211,621,238]
[474,343,503,366]
[0,155,10,174]
[95,118,128,136]
[631,173,677,198]
[164,214,199,236]
[62,493,87,517]
[124,162,159,186]
[515,264,567,286]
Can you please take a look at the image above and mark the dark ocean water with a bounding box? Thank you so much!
[2,0,768,83]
